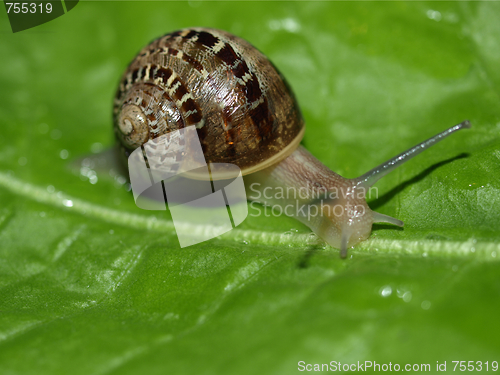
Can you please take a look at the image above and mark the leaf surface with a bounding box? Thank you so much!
[0,2,499,374]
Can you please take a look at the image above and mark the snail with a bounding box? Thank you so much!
[113,27,470,257]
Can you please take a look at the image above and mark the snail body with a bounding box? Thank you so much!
[114,27,470,257]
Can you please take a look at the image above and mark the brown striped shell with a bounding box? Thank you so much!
[113,27,304,179]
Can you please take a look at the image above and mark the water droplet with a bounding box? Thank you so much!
[452,265,459,272]
[269,20,280,30]
[18,157,27,166]
[39,123,49,134]
[242,240,249,245]
[39,211,46,218]
[268,18,301,33]
[59,149,69,159]
[115,176,127,185]
[89,175,98,184]
[470,247,475,253]
[63,199,73,208]
[283,231,292,236]
[109,229,114,235]
[91,142,104,153]
[282,18,300,33]
[402,291,412,303]
[492,251,497,258]
[443,11,459,23]
[379,285,392,297]
[47,185,55,193]
[421,300,431,310]
[50,129,62,140]
[426,9,442,21]
[82,158,93,168]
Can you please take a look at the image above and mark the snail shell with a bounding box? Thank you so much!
[113,27,304,178]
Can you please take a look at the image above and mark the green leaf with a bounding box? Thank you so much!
[1,1,499,374]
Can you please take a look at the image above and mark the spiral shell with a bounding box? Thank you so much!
[113,27,305,177]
